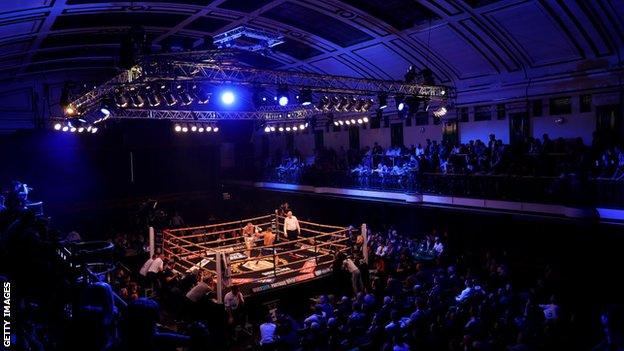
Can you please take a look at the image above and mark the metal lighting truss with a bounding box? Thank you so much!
[159,61,451,98]
[213,26,284,51]
[67,50,453,121]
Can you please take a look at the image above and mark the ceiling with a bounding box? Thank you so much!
[0,0,623,93]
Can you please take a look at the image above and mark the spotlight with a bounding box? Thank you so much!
[221,90,235,105]
[158,84,177,106]
[278,126,284,132]
[212,126,219,132]
[378,93,388,109]
[177,85,194,106]
[328,96,340,110]
[65,106,76,115]
[338,120,344,125]
[361,98,374,112]
[395,94,405,111]
[440,90,446,96]
[333,121,339,126]
[182,125,188,133]
[264,126,271,133]
[206,126,212,132]
[70,127,77,133]
[293,126,298,131]
[78,127,85,133]
[191,125,198,132]
[278,96,289,106]
[198,127,205,133]
[363,117,369,123]
[91,127,98,134]
[194,85,211,104]
[113,88,128,108]
[299,89,312,106]
[345,120,351,125]
[433,106,448,118]
[62,126,69,132]
[145,86,161,107]
[129,87,145,108]
[299,124,305,129]
[270,126,276,132]
[100,107,111,117]
[357,118,363,124]
[285,126,291,131]
[345,97,357,111]
[315,96,329,111]
[53,123,62,130]
[174,124,182,132]
[337,96,349,111]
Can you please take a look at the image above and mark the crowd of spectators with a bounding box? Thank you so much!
[264,133,624,187]
[248,226,621,351]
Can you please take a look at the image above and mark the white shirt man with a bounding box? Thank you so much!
[139,256,155,276]
[283,211,301,240]
[147,255,164,274]
[224,289,245,311]
[342,258,363,294]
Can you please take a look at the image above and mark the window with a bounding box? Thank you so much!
[459,107,469,122]
[496,103,506,120]
[532,99,543,117]
[415,112,428,126]
[549,96,572,115]
[370,111,381,129]
[474,105,491,121]
[580,94,592,113]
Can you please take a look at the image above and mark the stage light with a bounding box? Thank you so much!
[315,96,329,111]
[333,121,339,126]
[345,120,351,125]
[87,125,92,132]
[198,127,205,132]
[113,89,129,108]
[395,94,405,111]
[440,90,446,96]
[363,116,369,123]
[78,127,85,133]
[213,126,219,132]
[53,123,62,130]
[145,86,161,107]
[61,125,68,132]
[361,98,374,112]
[191,125,198,132]
[299,123,305,130]
[378,93,388,109]
[299,89,312,106]
[264,126,271,133]
[338,120,344,125]
[292,126,298,131]
[433,106,447,118]
[194,85,211,104]
[129,87,145,108]
[328,96,339,111]
[285,126,291,131]
[350,119,356,124]
[345,97,357,111]
[270,126,276,132]
[91,127,98,134]
[100,107,111,116]
[182,125,188,133]
[278,96,289,106]
[357,118,363,124]
[174,124,182,132]
[65,106,76,115]
[221,91,235,105]
[178,85,194,106]
[278,126,284,132]
[70,127,77,133]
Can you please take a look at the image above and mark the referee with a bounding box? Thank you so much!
[283,210,301,240]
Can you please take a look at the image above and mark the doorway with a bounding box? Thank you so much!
[390,123,404,147]
[509,112,530,145]
[442,119,459,145]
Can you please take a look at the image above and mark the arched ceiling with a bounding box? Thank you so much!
[0,0,623,94]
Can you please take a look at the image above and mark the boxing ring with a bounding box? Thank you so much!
[162,212,359,301]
